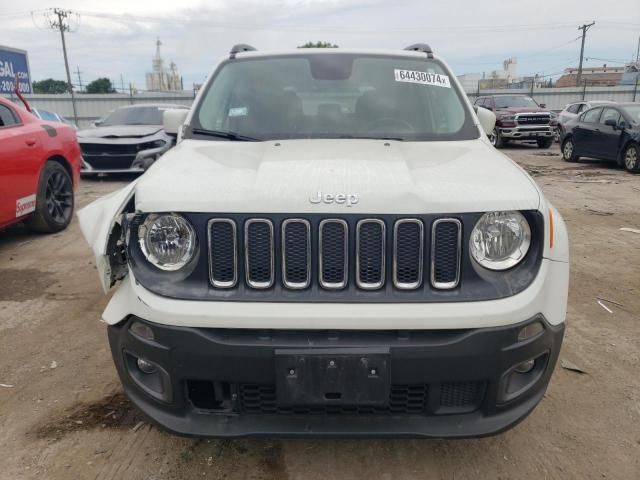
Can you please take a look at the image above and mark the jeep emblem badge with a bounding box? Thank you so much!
[309,191,359,207]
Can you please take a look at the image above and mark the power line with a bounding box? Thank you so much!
[577,22,595,87]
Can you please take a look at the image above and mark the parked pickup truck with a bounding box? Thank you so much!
[79,44,569,438]
[474,95,558,148]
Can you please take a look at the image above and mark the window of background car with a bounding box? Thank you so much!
[493,96,538,109]
[0,104,18,127]
[600,108,621,126]
[193,54,478,141]
[566,103,581,114]
[582,107,602,123]
[102,106,168,126]
[35,109,59,122]
[624,105,640,124]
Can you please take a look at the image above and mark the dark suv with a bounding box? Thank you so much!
[474,95,557,148]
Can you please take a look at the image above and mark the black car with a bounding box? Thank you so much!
[561,103,640,173]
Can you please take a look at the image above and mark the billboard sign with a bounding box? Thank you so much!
[0,46,32,94]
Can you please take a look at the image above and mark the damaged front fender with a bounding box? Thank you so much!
[78,181,138,292]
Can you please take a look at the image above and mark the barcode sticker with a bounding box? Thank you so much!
[394,69,451,88]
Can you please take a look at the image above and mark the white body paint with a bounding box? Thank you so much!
[78,48,569,331]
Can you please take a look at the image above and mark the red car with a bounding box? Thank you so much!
[0,96,81,232]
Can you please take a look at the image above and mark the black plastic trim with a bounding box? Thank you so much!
[126,210,544,303]
[107,314,565,438]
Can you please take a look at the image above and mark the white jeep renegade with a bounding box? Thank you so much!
[80,44,569,438]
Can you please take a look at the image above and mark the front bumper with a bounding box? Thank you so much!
[108,315,564,438]
[498,125,556,140]
[80,144,172,174]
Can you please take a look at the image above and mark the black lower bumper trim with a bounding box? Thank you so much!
[107,315,564,438]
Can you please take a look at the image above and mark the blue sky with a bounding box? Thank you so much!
[1,0,639,90]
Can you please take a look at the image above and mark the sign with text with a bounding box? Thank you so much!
[0,46,32,94]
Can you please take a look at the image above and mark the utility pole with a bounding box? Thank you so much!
[75,66,83,93]
[48,8,78,125]
[577,22,595,87]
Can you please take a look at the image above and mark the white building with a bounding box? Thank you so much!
[145,39,183,92]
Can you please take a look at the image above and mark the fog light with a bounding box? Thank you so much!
[130,321,154,341]
[137,358,157,374]
[514,359,535,374]
[518,321,544,341]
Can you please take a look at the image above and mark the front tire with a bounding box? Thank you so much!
[537,137,553,149]
[27,162,75,233]
[623,143,640,173]
[490,128,504,148]
[561,137,579,162]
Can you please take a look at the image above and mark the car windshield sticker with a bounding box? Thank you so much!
[229,107,248,117]
[394,69,451,88]
[16,194,36,217]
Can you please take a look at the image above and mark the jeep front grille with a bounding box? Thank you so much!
[207,216,462,292]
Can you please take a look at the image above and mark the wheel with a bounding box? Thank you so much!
[561,137,579,162]
[537,137,553,149]
[623,143,640,173]
[27,162,74,233]
[489,128,504,148]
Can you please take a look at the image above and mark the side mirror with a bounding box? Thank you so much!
[604,118,618,128]
[539,103,547,109]
[93,120,103,128]
[476,106,497,138]
[163,109,189,136]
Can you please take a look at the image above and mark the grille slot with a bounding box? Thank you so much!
[239,384,430,415]
[393,219,424,289]
[282,219,311,289]
[356,219,386,290]
[319,219,348,290]
[244,219,274,289]
[440,381,482,410]
[431,219,461,289]
[208,219,238,288]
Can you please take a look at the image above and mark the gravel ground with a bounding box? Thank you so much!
[0,144,639,480]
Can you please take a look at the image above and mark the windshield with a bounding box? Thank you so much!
[191,54,478,141]
[102,106,169,126]
[494,96,539,109]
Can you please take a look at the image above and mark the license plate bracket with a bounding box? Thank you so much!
[275,348,390,407]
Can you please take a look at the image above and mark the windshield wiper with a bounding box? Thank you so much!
[191,128,261,142]
[339,135,405,141]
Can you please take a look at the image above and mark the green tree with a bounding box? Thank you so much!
[298,41,339,48]
[32,78,69,94]
[85,78,116,94]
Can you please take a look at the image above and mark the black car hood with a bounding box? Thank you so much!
[77,125,163,139]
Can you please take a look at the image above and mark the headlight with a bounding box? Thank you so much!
[501,115,516,121]
[138,213,196,271]
[470,211,531,271]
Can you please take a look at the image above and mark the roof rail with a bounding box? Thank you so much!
[404,44,433,58]
[230,44,257,59]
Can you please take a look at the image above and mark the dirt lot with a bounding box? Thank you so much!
[1,145,639,480]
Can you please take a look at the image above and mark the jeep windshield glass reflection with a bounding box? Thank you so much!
[190,54,478,141]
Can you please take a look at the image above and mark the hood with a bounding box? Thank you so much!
[496,107,549,115]
[134,139,541,214]
[77,125,163,140]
